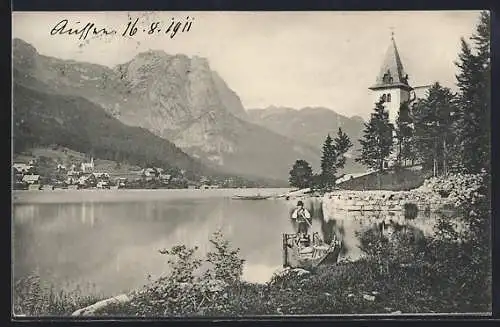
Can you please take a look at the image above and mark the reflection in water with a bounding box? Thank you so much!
[13,192,456,297]
[14,195,296,296]
[320,205,449,261]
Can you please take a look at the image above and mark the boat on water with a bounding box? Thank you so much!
[231,194,271,200]
[282,232,342,270]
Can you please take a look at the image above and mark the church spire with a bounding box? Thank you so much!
[369,31,411,90]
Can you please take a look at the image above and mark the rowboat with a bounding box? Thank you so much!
[231,194,271,200]
[282,232,342,270]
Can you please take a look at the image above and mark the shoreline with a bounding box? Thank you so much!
[12,187,293,204]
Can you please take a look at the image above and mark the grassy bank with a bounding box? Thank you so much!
[13,173,491,317]
[13,274,106,316]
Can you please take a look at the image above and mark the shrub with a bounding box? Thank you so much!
[352,171,491,313]
[13,272,103,316]
[122,230,245,317]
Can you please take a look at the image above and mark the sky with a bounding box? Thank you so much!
[12,11,482,119]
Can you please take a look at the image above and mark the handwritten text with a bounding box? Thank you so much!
[50,16,195,41]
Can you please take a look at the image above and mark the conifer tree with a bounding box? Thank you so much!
[395,101,415,167]
[289,159,314,189]
[412,83,456,175]
[356,98,394,174]
[320,134,337,189]
[454,11,490,173]
[333,127,353,169]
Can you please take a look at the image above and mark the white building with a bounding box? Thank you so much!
[81,157,94,173]
[368,33,431,168]
[93,172,110,179]
[22,174,40,184]
[13,163,33,174]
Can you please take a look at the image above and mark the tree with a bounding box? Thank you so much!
[454,11,491,173]
[333,127,353,169]
[320,134,337,189]
[395,101,416,167]
[289,159,314,189]
[356,98,394,173]
[412,83,456,176]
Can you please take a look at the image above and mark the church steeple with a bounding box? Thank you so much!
[369,32,411,91]
[368,31,414,127]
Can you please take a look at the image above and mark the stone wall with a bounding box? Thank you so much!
[323,190,450,216]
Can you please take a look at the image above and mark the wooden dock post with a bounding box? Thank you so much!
[282,234,288,267]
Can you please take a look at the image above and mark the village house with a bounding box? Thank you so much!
[65,176,78,185]
[78,174,97,187]
[93,172,110,180]
[22,174,40,185]
[67,170,80,177]
[81,157,94,173]
[116,178,128,188]
[160,174,172,183]
[141,167,160,178]
[96,180,110,189]
[13,163,34,174]
[56,163,67,171]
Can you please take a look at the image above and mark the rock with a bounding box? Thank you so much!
[324,292,332,296]
[72,294,132,316]
[390,310,402,314]
[371,291,379,295]
[270,267,310,285]
[363,294,376,301]
[272,267,291,279]
[294,268,311,276]
[347,293,355,298]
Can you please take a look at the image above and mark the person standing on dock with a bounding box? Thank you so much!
[291,200,311,235]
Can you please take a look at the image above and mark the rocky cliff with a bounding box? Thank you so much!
[13,39,320,181]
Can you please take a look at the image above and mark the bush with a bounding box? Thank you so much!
[351,170,491,314]
[116,230,246,317]
[13,272,103,316]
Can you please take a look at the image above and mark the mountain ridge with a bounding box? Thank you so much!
[246,105,367,174]
[13,38,322,181]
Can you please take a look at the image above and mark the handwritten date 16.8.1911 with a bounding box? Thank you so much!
[122,17,194,38]
[50,16,195,41]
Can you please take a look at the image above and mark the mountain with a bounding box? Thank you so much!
[13,38,320,181]
[247,106,367,173]
[13,82,289,187]
[13,82,206,179]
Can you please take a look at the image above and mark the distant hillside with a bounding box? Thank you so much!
[13,38,320,182]
[247,106,366,174]
[13,83,207,179]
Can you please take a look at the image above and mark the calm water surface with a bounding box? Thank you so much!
[12,188,442,297]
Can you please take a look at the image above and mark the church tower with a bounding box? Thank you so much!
[369,33,413,126]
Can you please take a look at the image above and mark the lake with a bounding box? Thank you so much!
[12,188,442,298]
